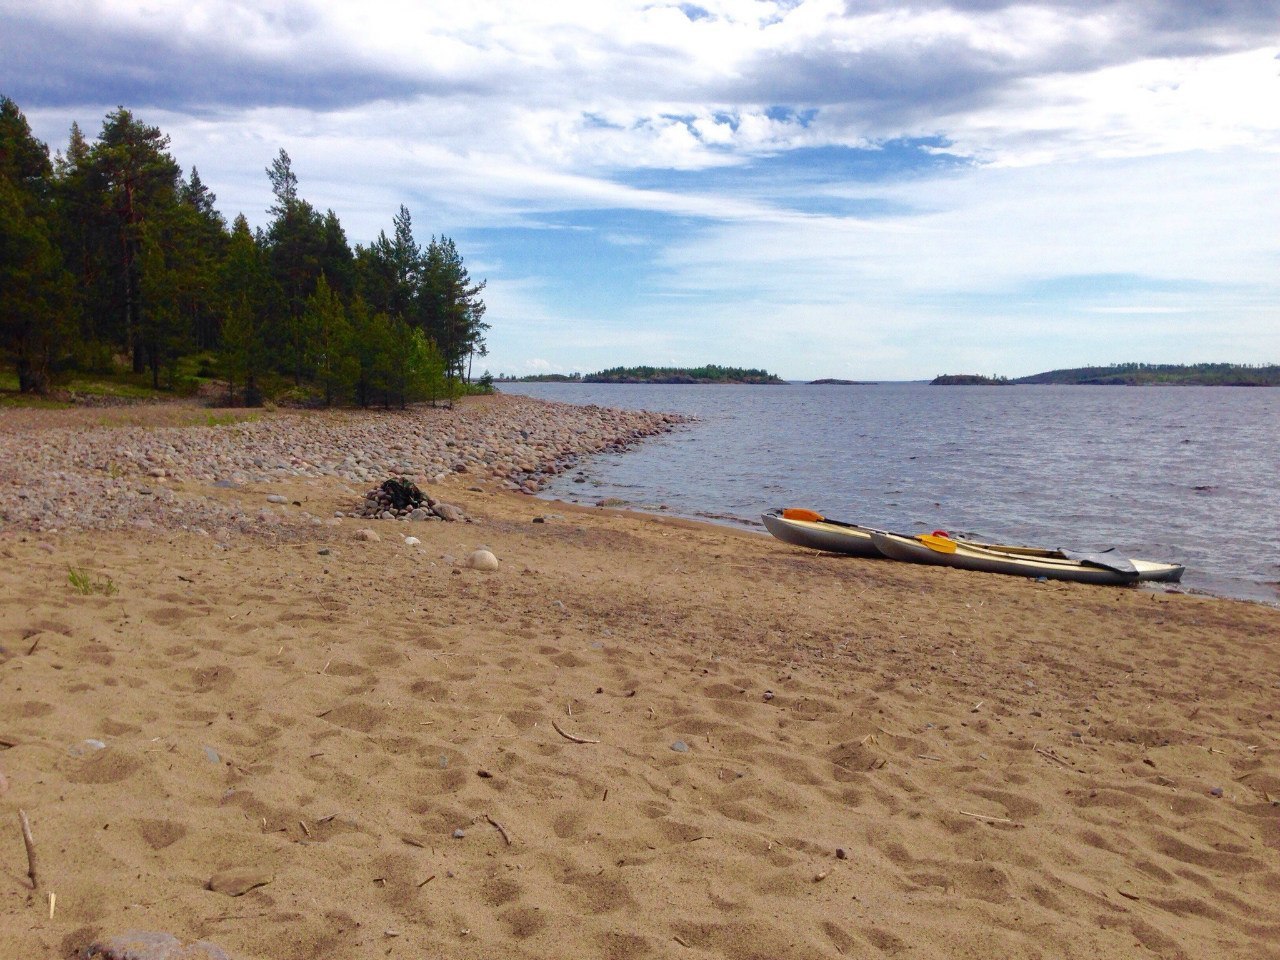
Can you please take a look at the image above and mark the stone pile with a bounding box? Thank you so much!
[352,478,469,522]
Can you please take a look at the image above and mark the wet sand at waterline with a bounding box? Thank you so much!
[1,402,1279,959]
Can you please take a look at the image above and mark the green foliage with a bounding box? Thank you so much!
[505,372,583,382]
[68,566,118,596]
[1,95,493,409]
[305,273,355,406]
[930,374,1010,385]
[1014,363,1280,386]
[0,97,76,393]
[584,364,784,384]
[384,318,447,408]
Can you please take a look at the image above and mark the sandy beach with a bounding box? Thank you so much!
[1,397,1278,959]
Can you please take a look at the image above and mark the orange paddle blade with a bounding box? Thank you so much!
[781,508,825,522]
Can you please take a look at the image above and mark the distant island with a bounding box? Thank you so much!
[930,374,1010,385]
[584,365,785,384]
[808,378,878,385]
[499,373,583,383]
[933,363,1280,387]
[496,365,785,384]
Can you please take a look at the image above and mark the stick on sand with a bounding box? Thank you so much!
[551,720,600,744]
[485,814,512,845]
[19,809,38,890]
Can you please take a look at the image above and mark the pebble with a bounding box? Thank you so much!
[203,746,221,764]
[265,494,288,504]
[0,397,690,537]
[671,740,690,752]
[763,691,774,702]
[69,738,107,756]
[1210,786,1224,797]
[403,536,420,546]
[453,828,466,839]
[356,528,381,542]
[836,847,848,860]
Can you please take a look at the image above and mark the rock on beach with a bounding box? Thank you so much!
[466,549,499,571]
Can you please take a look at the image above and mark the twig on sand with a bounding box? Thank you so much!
[485,814,512,846]
[19,809,38,890]
[957,809,1017,825]
[552,720,599,744]
[673,935,690,947]
[1034,745,1074,769]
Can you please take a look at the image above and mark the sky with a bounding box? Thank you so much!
[3,0,1278,380]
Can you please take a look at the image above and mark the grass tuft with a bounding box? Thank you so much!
[68,567,119,596]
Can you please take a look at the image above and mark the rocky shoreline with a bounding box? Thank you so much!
[0,395,690,537]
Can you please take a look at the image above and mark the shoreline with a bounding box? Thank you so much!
[2,399,1279,959]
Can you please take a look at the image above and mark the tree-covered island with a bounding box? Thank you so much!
[931,374,1011,385]
[584,365,784,384]
[1013,363,1280,386]
[0,96,490,407]
[933,364,1280,386]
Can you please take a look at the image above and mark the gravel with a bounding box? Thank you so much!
[0,396,689,538]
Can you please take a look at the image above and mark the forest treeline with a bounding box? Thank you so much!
[1012,363,1280,386]
[933,364,1280,386]
[0,95,489,406]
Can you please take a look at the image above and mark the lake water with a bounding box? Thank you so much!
[499,382,1280,604]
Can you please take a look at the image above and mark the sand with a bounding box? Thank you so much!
[1,400,1278,959]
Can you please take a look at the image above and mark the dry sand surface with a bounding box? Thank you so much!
[1,400,1279,959]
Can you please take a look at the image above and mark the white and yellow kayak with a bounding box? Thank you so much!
[870,530,1185,585]
[760,508,884,558]
[764,508,1185,585]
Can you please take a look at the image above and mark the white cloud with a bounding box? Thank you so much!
[8,1,1280,378]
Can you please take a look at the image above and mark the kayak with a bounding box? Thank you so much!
[761,508,884,558]
[870,530,1185,585]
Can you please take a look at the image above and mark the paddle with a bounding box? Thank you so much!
[916,533,958,554]
[780,508,868,530]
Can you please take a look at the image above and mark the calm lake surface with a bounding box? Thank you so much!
[499,382,1280,604]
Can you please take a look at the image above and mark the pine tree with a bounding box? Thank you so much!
[219,214,269,405]
[421,236,487,392]
[263,149,326,384]
[88,108,183,373]
[0,97,74,393]
[348,295,391,408]
[304,273,354,406]
[179,168,229,350]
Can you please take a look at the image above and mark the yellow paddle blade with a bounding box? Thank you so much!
[782,508,825,522]
[918,533,958,553]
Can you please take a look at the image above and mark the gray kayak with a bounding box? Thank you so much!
[761,510,884,558]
